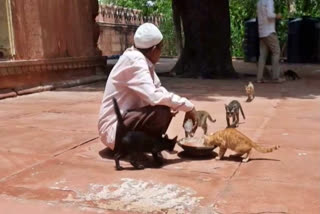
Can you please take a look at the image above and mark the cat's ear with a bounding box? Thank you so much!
[225,104,228,110]
[173,136,178,142]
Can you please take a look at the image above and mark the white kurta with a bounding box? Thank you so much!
[98,46,194,150]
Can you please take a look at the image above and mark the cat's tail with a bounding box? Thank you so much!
[112,97,124,127]
[252,142,280,153]
[207,114,216,123]
[239,104,246,119]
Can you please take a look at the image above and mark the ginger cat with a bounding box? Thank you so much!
[204,128,279,162]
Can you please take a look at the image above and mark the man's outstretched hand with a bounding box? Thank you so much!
[276,13,282,19]
[183,108,198,131]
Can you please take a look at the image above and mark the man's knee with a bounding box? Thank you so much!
[268,35,280,56]
[150,105,172,126]
[271,47,280,56]
[153,105,171,119]
[142,105,172,136]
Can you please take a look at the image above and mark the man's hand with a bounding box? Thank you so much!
[171,109,179,116]
[183,108,198,131]
[276,13,282,19]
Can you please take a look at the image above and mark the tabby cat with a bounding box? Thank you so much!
[184,110,216,137]
[284,69,301,80]
[245,81,255,102]
[112,97,177,170]
[204,128,280,162]
[225,100,245,128]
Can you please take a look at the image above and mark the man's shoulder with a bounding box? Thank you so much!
[257,0,272,11]
[122,47,146,62]
[257,0,270,5]
[264,0,274,4]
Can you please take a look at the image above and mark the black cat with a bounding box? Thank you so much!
[284,70,301,80]
[225,100,246,128]
[112,97,177,170]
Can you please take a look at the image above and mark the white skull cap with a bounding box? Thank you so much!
[134,23,163,49]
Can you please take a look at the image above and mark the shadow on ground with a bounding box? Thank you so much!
[98,147,188,170]
[56,74,320,101]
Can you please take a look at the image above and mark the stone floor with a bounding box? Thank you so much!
[0,62,319,213]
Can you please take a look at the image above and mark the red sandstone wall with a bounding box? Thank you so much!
[11,0,100,60]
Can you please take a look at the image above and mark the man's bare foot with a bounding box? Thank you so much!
[272,78,286,83]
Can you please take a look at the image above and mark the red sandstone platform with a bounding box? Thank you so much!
[0,68,319,213]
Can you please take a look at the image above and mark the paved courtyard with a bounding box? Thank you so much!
[0,63,319,213]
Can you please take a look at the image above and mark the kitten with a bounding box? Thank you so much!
[204,128,279,162]
[112,97,177,170]
[284,69,301,80]
[183,110,216,137]
[225,100,245,128]
[245,81,255,102]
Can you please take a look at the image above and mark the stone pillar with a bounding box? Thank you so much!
[0,0,15,58]
[0,0,105,91]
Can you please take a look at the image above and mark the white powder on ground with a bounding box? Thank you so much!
[54,178,218,213]
[83,178,202,213]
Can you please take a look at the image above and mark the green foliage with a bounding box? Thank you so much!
[229,0,257,57]
[99,0,320,57]
[293,0,320,17]
[98,0,155,15]
[98,0,177,56]
[230,0,320,57]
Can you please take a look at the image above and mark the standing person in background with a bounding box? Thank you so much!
[257,0,285,83]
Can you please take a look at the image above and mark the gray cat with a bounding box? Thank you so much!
[225,100,245,128]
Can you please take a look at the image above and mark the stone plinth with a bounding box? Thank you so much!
[0,56,106,90]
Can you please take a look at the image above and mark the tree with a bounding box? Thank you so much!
[171,0,238,79]
[97,0,320,71]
